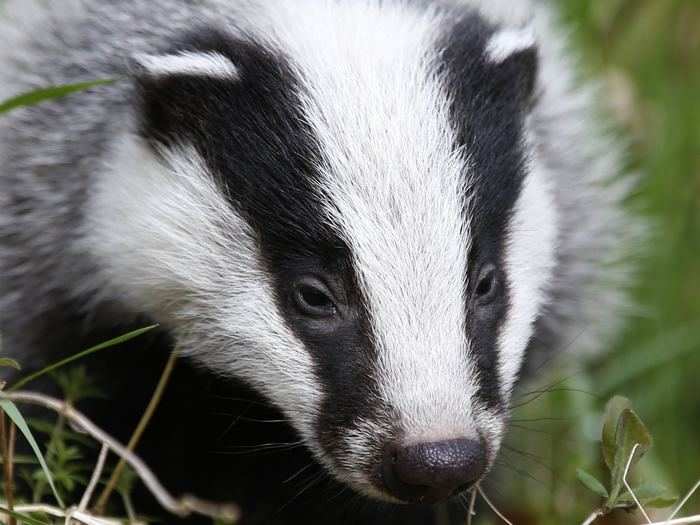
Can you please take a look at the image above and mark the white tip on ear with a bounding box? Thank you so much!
[133,51,240,80]
[485,27,536,64]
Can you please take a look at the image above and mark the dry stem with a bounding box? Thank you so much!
[0,414,15,525]
[95,352,177,512]
[580,443,700,525]
[79,444,108,512]
[477,485,513,525]
[466,487,477,525]
[1,390,239,523]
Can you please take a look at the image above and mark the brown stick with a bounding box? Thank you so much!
[2,390,238,522]
[94,351,178,513]
[0,414,15,525]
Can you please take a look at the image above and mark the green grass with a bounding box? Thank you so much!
[492,1,700,523]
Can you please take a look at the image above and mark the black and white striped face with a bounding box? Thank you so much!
[92,1,557,504]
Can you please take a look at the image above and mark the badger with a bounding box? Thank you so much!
[0,0,641,523]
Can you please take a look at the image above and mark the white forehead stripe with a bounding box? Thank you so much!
[485,27,536,63]
[264,2,479,441]
[498,152,558,397]
[133,51,240,79]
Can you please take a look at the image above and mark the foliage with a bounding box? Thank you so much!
[576,396,677,515]
[491,0,700,522]
[0,399,64,508]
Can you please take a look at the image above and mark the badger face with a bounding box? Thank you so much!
[90,2,558,504]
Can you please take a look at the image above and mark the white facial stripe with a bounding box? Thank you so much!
[84,136,323,448]
[133,51,240,79]
[485,27,536,63]
[263,2,478,442]
[498,150,558,397]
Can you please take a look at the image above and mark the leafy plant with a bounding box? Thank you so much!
[0,398,64,508]
[577,396,678,516]
[20,368,103,504]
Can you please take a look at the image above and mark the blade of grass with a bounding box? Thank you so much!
[0,80,115,114]
[9,325,157,392]
[0,400,64,508]
[0,358,21,370]
[0,507,50,525]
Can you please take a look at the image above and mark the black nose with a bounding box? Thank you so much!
[381,438,487,503]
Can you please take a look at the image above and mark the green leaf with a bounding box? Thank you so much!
[9,325,158,391]
[602,396,632,470]
[0,79,115,114]
[0,506,50,525]
[0,453,38,465]
[0,358,21,370]
[0,399,65,508]
[607,407,653,505]
[615,408,652,470]
[615,482,678,509]
[577,468,609,498]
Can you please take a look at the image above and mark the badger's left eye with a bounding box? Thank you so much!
[292,277,338,318]
[474,264,498,303]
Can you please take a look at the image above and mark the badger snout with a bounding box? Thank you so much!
[379,437,487,503]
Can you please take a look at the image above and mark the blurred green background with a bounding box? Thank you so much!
[493,0,700,523]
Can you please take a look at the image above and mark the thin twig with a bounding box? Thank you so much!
[2,391,239,523]
[7,424,15,503]
[477,485,513,525]
[79,444,109,512]
[647,517,700,525]
[466,488,477,525]
[668,480,700,521]
[0,414,15,525]
[120,491,138,523]
[581,509,604,525]
[623,443,652,524]
[95,352,177,513]
[8,503,121,525]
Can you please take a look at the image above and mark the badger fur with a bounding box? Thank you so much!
[0,0,641,523]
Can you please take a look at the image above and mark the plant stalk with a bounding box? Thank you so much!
[93,352,177,513]
[0,413,16,525]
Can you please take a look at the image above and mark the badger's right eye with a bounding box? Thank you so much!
[292,277,338,318]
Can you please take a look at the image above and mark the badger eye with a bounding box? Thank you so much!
[475,265,498,303]
[292,278,337,318]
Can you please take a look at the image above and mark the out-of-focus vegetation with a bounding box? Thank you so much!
[494,0,700,523]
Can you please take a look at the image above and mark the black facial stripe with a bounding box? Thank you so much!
[135,27,384,457]
[438,12,537,409]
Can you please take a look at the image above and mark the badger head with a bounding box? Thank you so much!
[89,2,558,504]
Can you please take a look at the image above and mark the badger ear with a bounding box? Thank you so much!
[130,50,240,80]
[129,47,243,148]
[484,27,539,107]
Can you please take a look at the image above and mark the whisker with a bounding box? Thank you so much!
[213,440,305,456]
[509,416,569,423]
[216,402,254,440]
[238,416,288,424]
[500,444,553,473]
[278,471,326,512]
[494,459,547,487]
[510,373,587,409]
[508,423,557,435]
[283,462,315,484]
